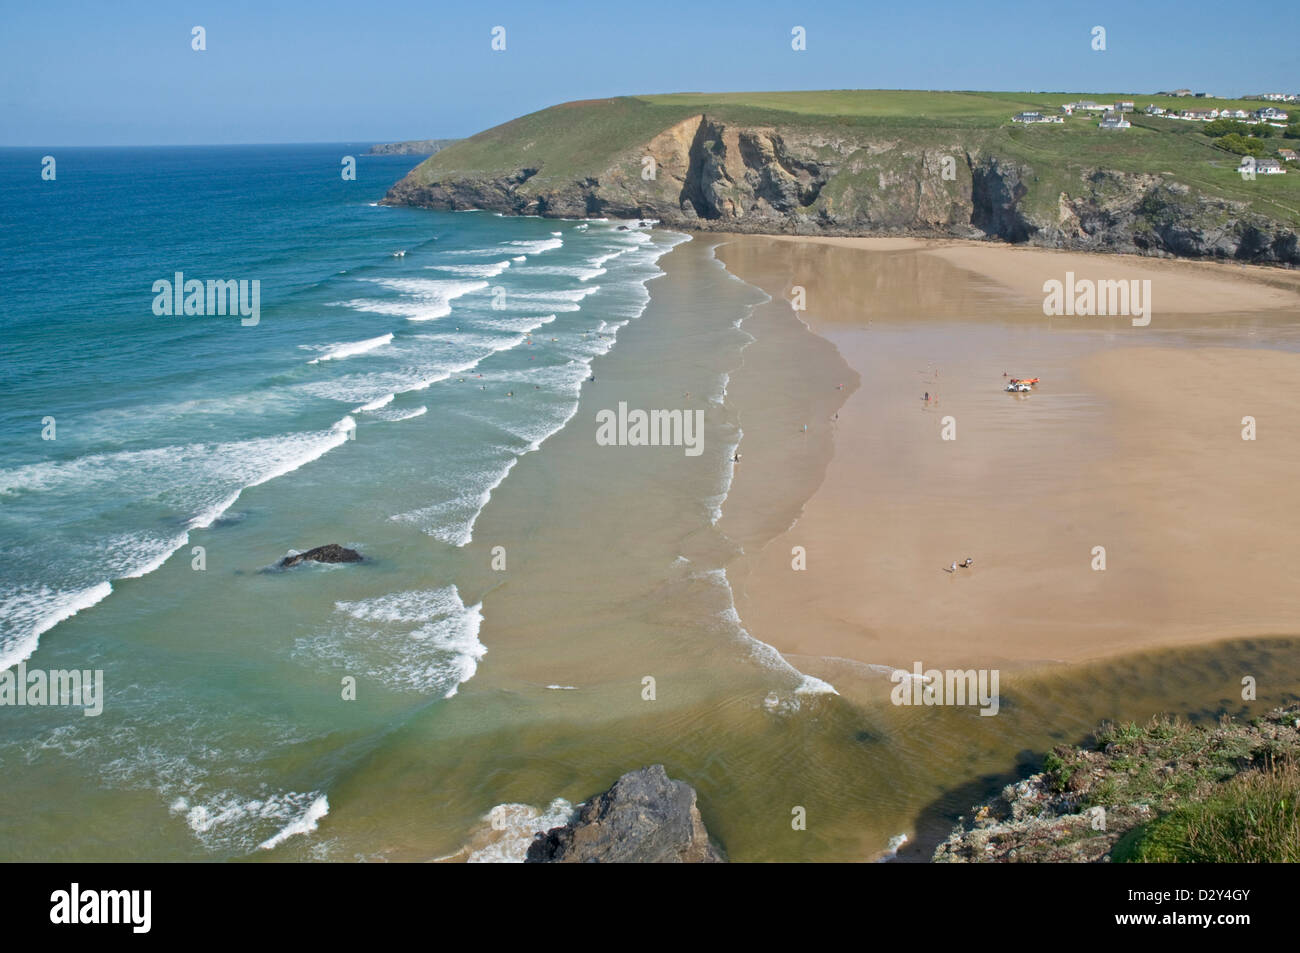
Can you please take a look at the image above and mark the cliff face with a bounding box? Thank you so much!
[382,113,1299,266]
[365,138,458,156]
[933,706,1300,863]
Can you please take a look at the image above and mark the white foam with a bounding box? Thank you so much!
[0,416,357,661]
[372,405,428,422]
[169,788,330,853]
[305,333,394,364]
[426,260,512,278]
[357,393,395,412]
[294,586,485,696]
[501,237,562,255]
[0,581,114,671]
[707,569,838,697]
[516,264,607,282]
[259,795,330,850]
[390,455,520,547]
[876,833,908,862]
[338,278,487,321]
[464,798,577,863]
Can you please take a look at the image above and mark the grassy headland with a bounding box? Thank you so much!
[384,90,1300,265]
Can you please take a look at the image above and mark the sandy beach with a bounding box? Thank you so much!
[714,236,1300,691]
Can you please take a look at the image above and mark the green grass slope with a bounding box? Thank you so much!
[410,90,1300,225]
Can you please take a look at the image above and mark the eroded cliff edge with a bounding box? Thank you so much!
[382,111,1298,266]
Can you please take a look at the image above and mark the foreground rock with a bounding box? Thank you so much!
[933,705,1300,862]
[278,543,363,568]
[525,765,724,863]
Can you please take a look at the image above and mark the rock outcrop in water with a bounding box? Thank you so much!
[524,765,725,863]
[365,139,458,156]
[383,111,1299,266]
[278,543,363,568]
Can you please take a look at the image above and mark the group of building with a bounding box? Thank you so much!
[1012,100,1137,129]
[1010,99,1292,134]
[1143,104,1290,124]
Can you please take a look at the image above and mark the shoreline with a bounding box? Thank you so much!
[710,232,1300,684]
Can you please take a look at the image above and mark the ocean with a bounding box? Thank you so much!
[4,145,1299,862]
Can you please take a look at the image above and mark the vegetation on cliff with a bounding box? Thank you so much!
[933,705,1300,862]
[383,90,1300,265]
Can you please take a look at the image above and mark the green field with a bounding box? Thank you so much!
[413,90,1300,226]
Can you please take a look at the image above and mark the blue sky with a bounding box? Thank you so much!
[3,0,1297,145]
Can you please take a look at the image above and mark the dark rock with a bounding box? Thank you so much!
[525,765,724,863]
[278,543,363,568]
[365,139,458,156]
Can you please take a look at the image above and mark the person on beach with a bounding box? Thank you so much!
[944,562,957,573]
[959,558,973,568]
[733,452,741,463]
[923,392,929,402]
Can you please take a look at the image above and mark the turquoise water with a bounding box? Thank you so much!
[0,145,688,857]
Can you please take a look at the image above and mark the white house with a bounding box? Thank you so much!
[1099,115,1131,129]
[1278,148,1298,162]
[1256,107,1289,121]
[1241,157,1285,175]
[1144,104,1167,115]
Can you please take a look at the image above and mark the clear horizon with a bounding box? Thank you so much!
[3,0,1297,147]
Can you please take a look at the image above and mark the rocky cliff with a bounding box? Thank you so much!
[933,705,1300,862]
[383,112,1299,266]
[366,139,458,156]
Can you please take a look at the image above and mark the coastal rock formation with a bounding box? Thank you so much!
[524,765,725,863]
[278,543,363,568]
[365,139,458,156]
[933,705,1300,862]
[383,106,1299,266]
